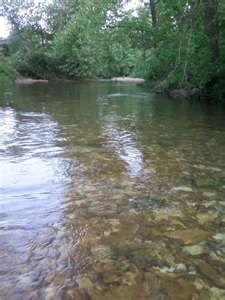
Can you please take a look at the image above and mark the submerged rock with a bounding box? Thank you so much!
[76,276,93,292]
[153,266,175,274]
[108,218,120,233]
[128,209,139,217]
[150,293,170,300]
[118,240,176,270]
[197,212,217,225]
[209,287,225,300]
[183,244,205,256]
[75,200,87,207]
[165,229,209,245]
[169,88,188,99]
[90,245,112,261]
[213,233,225,241]
[45,286,57,299]
[203,192,216,198]
[172,186,193,192]
[122,271,138,286]
[103,230,111,237]
[153,263,187,274]
[197,260,225,289]
[153,207,184,222]
[175,263,187,272]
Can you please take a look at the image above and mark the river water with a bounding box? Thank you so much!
[0,81,225,299]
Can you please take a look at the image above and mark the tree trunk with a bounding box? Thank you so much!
[202,0,219,62]
[149,0,157,29]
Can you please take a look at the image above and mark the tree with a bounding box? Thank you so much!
[149,0,157,28]
[202,0,219,62]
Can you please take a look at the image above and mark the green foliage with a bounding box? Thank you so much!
[0,55,16,83]
[1,0,225,100]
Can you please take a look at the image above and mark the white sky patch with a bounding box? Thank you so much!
[0,0,141,38]
[124,0,141,11]
[0,17,10,39]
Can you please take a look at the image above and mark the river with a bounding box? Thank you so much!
[0,81,225,299]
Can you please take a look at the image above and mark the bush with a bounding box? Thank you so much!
[0,56,16,83]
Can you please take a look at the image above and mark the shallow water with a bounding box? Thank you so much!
[0,81,225,299]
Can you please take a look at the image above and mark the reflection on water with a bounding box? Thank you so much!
[0,81,225,299]
[103,117,143,177]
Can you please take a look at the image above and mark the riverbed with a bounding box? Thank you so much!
[0,81,225,299]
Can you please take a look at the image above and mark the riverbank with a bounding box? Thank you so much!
[111,77,145,83]
[15,78,49,84]
[15,76,145,85]
[13,76,219,102]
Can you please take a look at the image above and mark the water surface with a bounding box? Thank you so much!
[0,81,225,299]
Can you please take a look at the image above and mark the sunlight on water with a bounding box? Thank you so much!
[103,123,143,177]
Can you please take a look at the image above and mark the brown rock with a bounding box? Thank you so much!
[197,260,225,289]
[165,229,209,245]
[197,212,217,225]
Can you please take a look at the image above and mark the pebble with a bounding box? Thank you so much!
[209,287,225,300]
[197,212,217,224]
[122,272,137,286]
[76,276,93,291]
[90,245,112,261]
[183,244,205,256]
[172,186,193,192]
[175,263,187,272]
[197,260,225,289]
[203,192,216,197]
[154,266,175,274]
[165,229,209,245]
[213,233,225,241]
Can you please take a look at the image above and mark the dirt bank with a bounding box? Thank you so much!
[111,77,145,83]
[15,78,49,84]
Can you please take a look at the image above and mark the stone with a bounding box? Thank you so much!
[203,192,216,197]
[213,233,225,241]
[197,212,217,224]
[165,229,209,245]
[94,260,121,285]
[103,230,111,237]
[143,272,162,294]
[209,287,225,300]
[90,245,112,261]
[61,288,92,300]
[128,209,139,217]
[175,263,187,272]
[209,251,225,264]
[108,218,120,233]
[198,289,211,300]
[45,286,57,300]
[183,244,205,256]
[122,272,137,286]
[169,88,188,99]
[108,218,120,226]
[154,207,183,222]
[117,239,176,270]
[75,200,87,207]
[172,186,193,192]
[190,87,202,97]
[153,266,175,274]
[203,200,217,208]
[76,276,93,292]
[150,293,170,300]
[193,279,207,291]
[207,166,222,172]
[197,260,225,289]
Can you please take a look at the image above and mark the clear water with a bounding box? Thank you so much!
[0,81,225,299]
